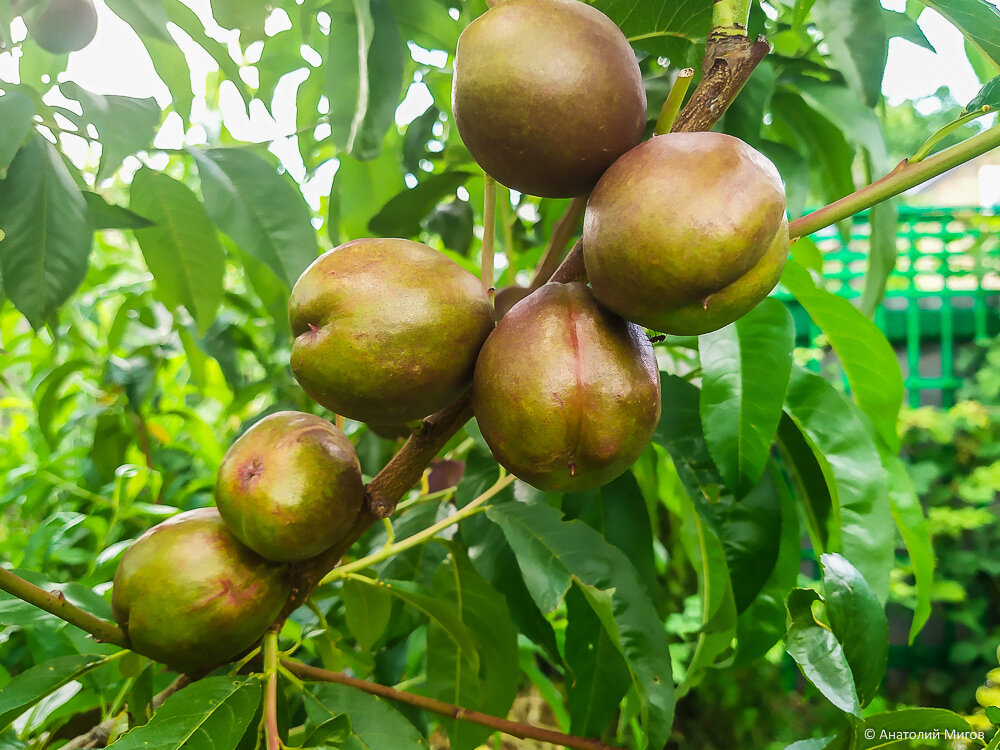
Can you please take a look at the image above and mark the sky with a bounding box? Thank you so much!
[0,0,994,204]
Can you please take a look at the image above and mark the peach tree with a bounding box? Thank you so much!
[0,0,999,748]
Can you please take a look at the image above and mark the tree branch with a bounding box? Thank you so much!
[789,124,1000,239]
[672,33,772,133]
[281,659,624,750]
[0,567,129,648]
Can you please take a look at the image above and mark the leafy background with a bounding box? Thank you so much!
[0,0,999,747]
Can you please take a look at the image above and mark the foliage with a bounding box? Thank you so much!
[0,0,998,747]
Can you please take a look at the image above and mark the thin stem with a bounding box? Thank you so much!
[789,124,1000,239]
[0,567,129,648]
[263,631,281,750]
[395,486,457,513]
[323,472,514,584]
[549,239,587,285]
[281,659,625,750]
[654,68,694,135]
[482,174,497,295]
[911,107,992,162]
[712,0,752,32]
[530,196,588,290]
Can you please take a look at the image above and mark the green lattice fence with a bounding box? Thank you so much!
[779,206,1000,406]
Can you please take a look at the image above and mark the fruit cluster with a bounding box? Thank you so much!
[112,412,365,672]
[112,0,789,671]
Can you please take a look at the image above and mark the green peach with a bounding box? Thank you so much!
[112,508,289,673]
[216,411,364,562]
[27,0,98,53]
[583,132,790,335]
[289,238,495,424]
[473,282,660,491]
[452,0,646,198]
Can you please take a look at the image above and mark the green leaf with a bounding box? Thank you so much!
[785,588,861,717]
[671,481,738,697]
[163,0,251,109]
[191,147,318,288]
[592,0,713,62]
[563,471,660,602]
[811,0,888,106]
[83,192,154,230]
[776,411,833,551]
[341,577,392,652]
[564,585,632,738]
[326,0,375,156]
[882,9,935,51]
[784,738,835,750]
[368,579,480,671]
[782,367,893,603]
[426,544,518,750]
[793,80,889,170]
[129,166,225,334]
[657,375,781,613]
[913,0,1000,68]
[59,83,161,182]
[733,464,800,666]
[385,0,461,51]
[820,553,887,708]
[301,714,352,746]
[861,198,898,315]
[780,260,903,452]
[0,90,35,172]
[488,500,674,748]
[104,0,173,41]
[699,298,794,498]
[352,0,405,160]
[332,150,405,241]
[965,73,1000,112]
[303,683,428,750]
[210,0,267,38]
[0,133,92,329]
[109,676,261,749]
[143,37,195,123]
[883,455,934,643]
[0,654,107,729]
[368,172,474,238]
[770,91,855,206]
[842,708,981,748]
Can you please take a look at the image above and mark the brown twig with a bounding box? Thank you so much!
[549,239,587,284]
[671,33,772,133]
[529,196,588,289]
[282,659,624,750]
[0,567,129,648]
[61,675,191,749]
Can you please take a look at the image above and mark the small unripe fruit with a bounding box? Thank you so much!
[289,238,495,424]
[474,282,660,491]
[216,411,365,562]
[112,508,289,673]
[452,0,646,198]
[26,0,98,54]
[583,132,790,335]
